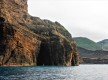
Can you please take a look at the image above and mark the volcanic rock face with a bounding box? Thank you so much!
[1,0,28,24]
[0,0,79,66]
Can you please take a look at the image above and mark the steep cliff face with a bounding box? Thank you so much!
[1,0,28,24]
[0,0,79,66]
[0,18,41,66]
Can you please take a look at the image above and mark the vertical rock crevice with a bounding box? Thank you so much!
[37,42,52,66]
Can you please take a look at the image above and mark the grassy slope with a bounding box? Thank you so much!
[73,37,102,51]
[97,39,108,51]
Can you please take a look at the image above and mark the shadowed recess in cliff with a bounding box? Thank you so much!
[0,17,5,24]
[37,43,52,66]
[0,17,5,40]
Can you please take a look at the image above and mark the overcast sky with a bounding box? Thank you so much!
[28,0,108,42]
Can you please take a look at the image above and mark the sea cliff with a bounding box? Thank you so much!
[0,0,79,66]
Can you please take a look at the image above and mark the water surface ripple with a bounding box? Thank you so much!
[0,64,108,80]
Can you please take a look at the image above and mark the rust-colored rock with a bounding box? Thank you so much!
[0,0,79,66]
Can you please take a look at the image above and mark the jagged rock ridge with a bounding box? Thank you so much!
[0,0,79,66]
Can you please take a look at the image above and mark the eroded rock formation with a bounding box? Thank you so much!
[0,0,79,66]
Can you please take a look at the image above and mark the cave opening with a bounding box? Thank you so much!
[0,17,5,40]
[0,17,5,25]
[37,43,52,66]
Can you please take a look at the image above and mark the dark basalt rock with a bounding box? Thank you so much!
[0,0,79,66]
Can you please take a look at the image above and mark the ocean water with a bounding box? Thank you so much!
[0,64,108,80]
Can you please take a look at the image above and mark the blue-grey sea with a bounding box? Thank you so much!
[0,64,108,80]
